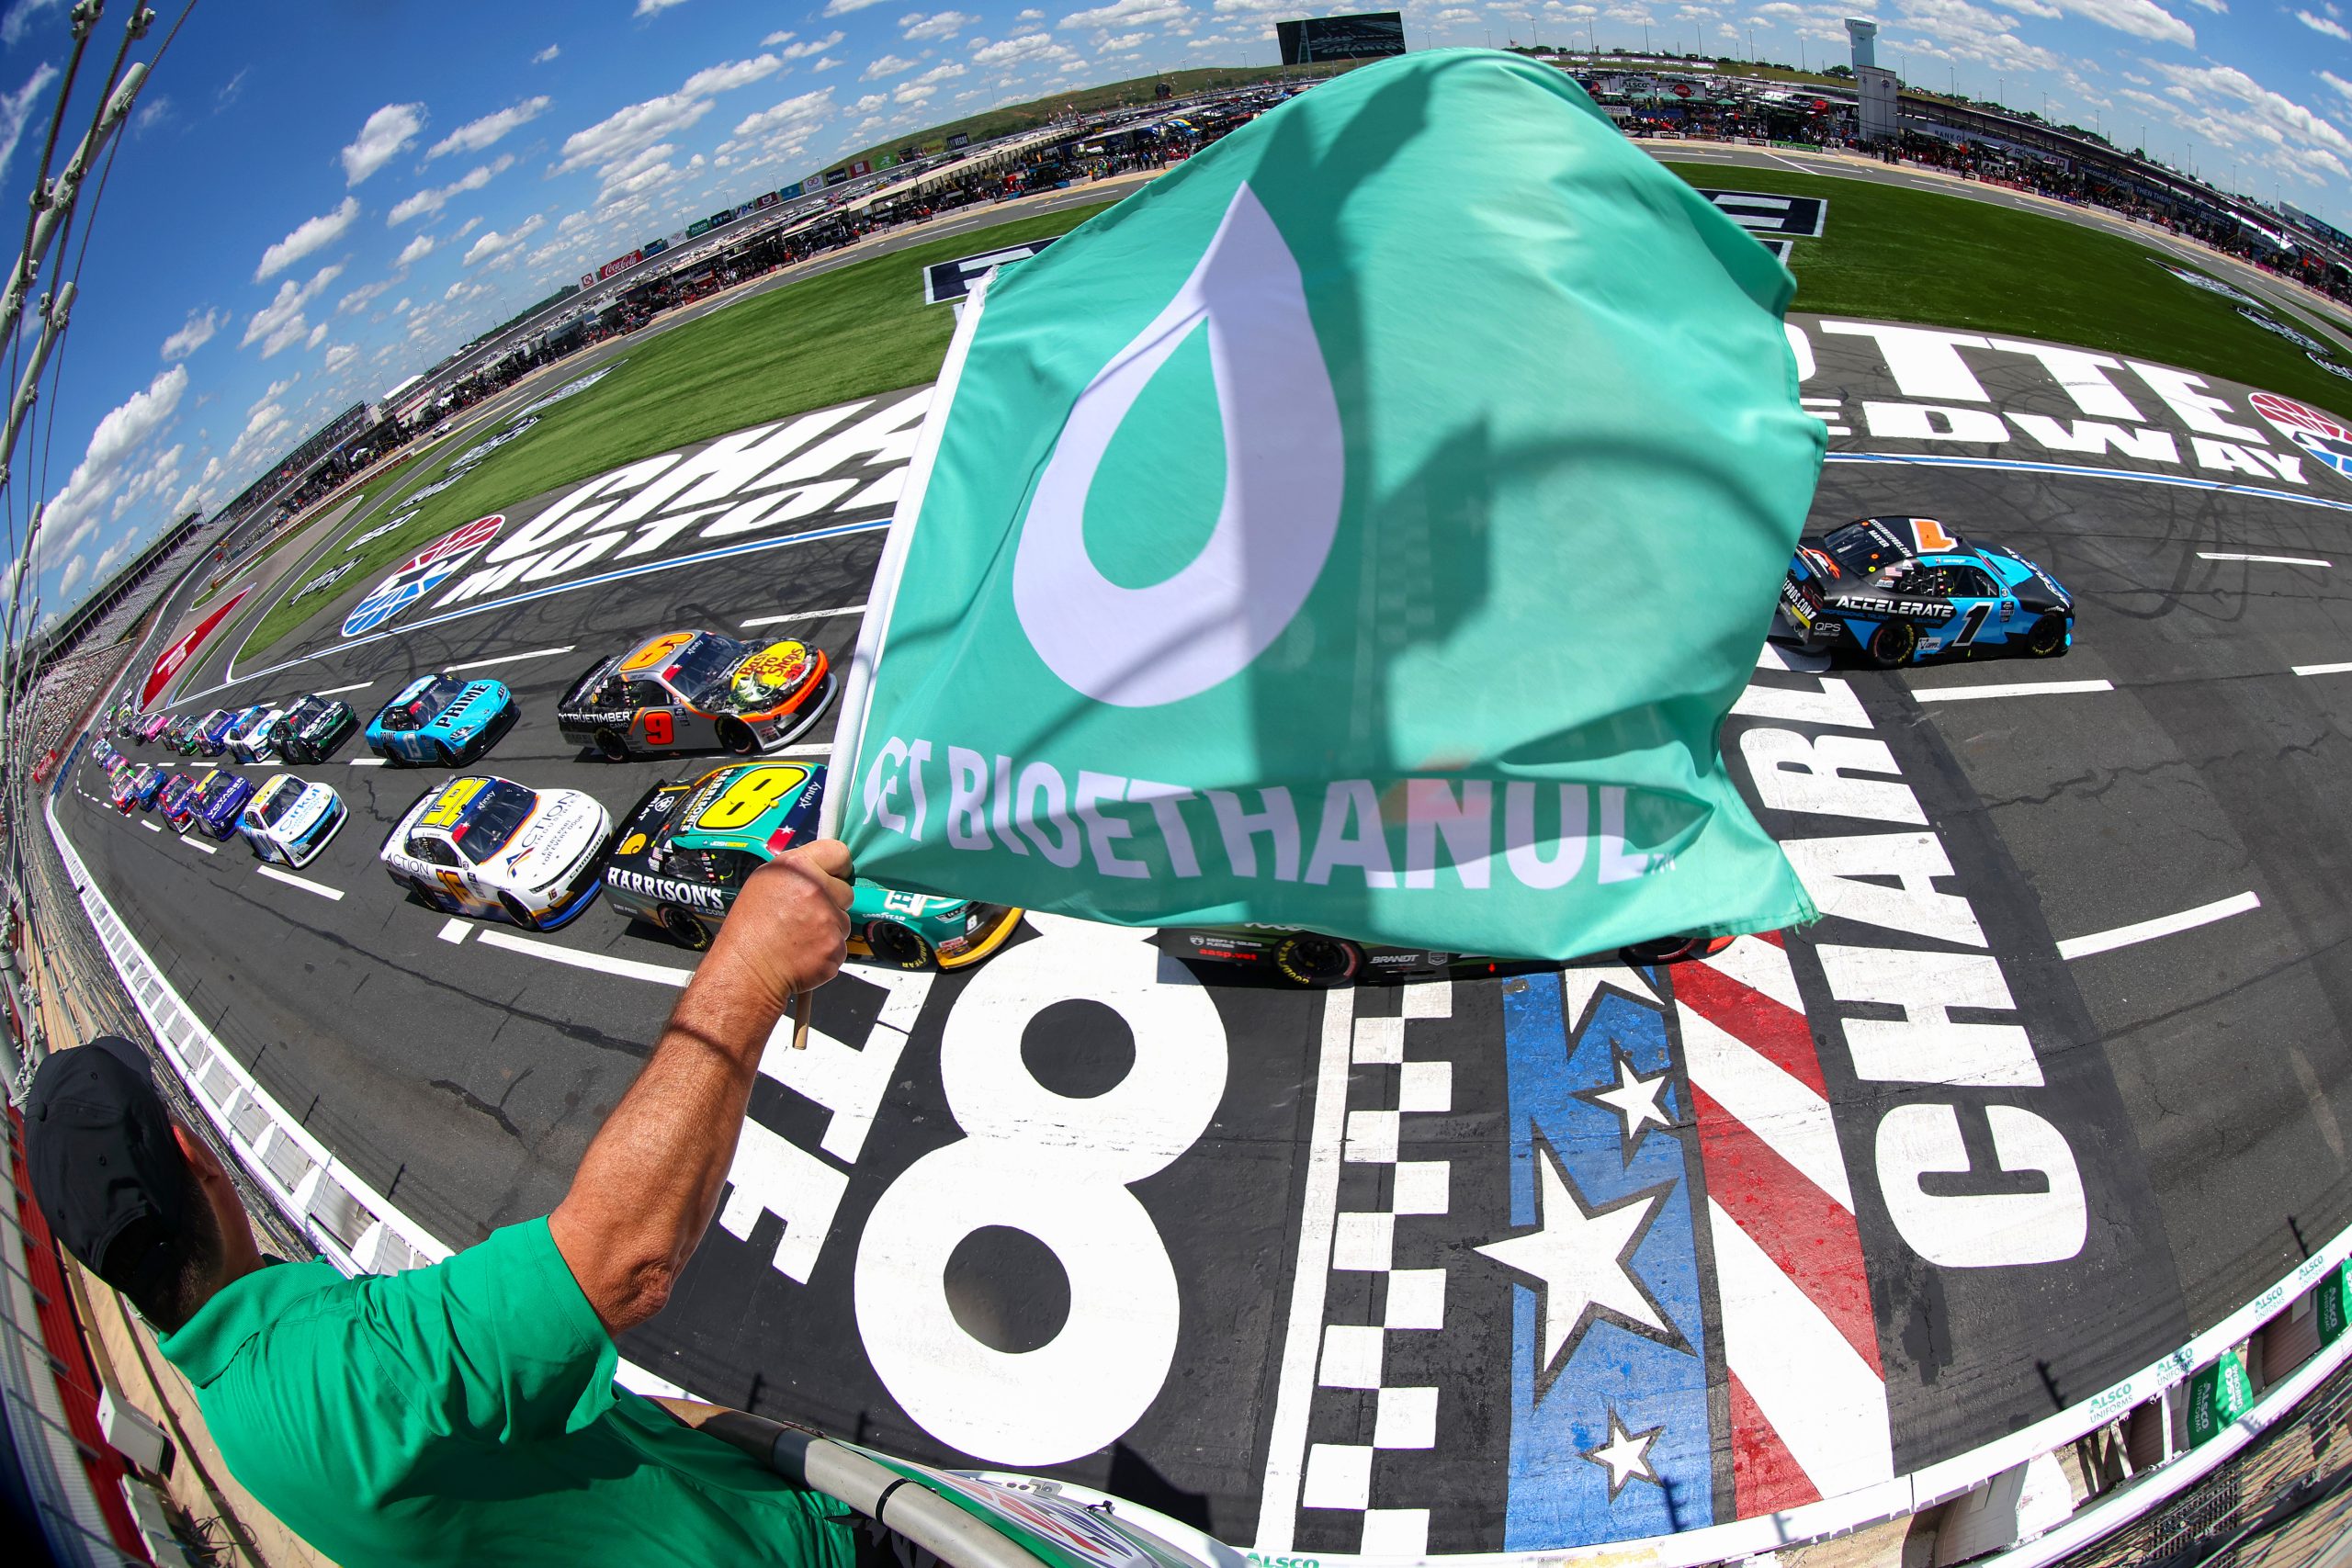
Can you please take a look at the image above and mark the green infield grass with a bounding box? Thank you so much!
[237,199,1118,660]
[1665,161,2352,415]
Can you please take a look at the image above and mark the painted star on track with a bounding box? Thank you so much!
[1579,1050,1673,1158]
[1475,1134,1678,1393]
[1586,1409,1662,1499]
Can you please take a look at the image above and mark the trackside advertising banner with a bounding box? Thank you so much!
[834,51,1823,959]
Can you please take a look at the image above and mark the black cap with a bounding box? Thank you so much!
[25,1035,189,1305]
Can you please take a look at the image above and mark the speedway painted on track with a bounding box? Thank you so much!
[57,319,2352,1554]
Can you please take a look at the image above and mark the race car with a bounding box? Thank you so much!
[225,703,287,762]
[1155,927,1740,987]
[187,770,258,840]
[136,713,171,744]
[108,771,141,813]
[159,773,203,831]
[602,761,1023,966]
[380,775,611,929]
[195,708,242,757]
[163,716,203,755]
[1773,515,2075,668]
[556,630,834,761]
[271,693,358,763]
[127,765,168,812]
[238,773,347,867]
[364,674,517,766]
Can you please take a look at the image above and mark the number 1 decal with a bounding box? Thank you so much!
[1955,603,1992,645]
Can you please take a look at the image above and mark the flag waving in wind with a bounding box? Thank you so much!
[831,51,1822,960]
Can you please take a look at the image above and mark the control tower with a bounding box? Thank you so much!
[1846,16,1899,143]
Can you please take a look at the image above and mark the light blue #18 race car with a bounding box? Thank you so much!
[364,673,518,766]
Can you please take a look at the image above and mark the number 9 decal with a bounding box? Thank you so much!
[639,710,674,747]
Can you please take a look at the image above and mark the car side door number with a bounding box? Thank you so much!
[1954,602,1993,645]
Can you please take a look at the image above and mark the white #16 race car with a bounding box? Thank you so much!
[380,774,611,929]
[237,774,348,868]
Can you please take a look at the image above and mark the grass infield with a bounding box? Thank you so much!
[243,160,2352,663]
[1669,160,2352,415]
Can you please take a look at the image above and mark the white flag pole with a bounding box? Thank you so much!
[791,272,993,1049]
[817,270,993,844]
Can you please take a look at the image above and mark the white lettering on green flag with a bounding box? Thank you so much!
[831,51,1824,960]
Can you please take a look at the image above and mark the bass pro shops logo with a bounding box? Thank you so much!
[342,515,504,637]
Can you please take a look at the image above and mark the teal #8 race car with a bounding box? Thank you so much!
[602,759,1023,968]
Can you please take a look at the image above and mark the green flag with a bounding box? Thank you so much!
[831,50,1821,960]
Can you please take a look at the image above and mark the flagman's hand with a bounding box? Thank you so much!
[700,840,855,1017]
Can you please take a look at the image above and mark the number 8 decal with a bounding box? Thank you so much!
[641,710,673,746]
[854,915,1228,1464]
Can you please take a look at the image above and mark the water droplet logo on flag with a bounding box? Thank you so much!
[2251,391,2352,481]
[342,514,504,637]
[1011,182,1344,708]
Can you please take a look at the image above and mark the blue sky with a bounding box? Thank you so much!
[7,0,2352,630]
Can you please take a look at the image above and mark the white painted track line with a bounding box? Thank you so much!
[312,679,375,696]
[741,604,866,628]
[437,918,470,944]
[256,864,345,901]
[771,742,834,756]
[2200,551,2331,567]
[179,836,217,855]
[451,645,575,672]
[349,756,386,766]
[476,929,692,987]
[141,820,160,832]
[2057,891,2261,961]
[1913,680,2114,703]
[2294,661,2352,677]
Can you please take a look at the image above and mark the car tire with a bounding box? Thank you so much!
[2026,614,2069,658]
[717,717,758,756]
[1275,934,1361,987]
[402,874,441,908]
[866,919,933,970]
[594,728,628,762]
[1619,934,1702,964]
[432,740,458,767]
[499,893,539,931]
[1866,619,1918,669]
[661,906,711,951]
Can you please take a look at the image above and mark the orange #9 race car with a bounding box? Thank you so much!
[555,629,835,760]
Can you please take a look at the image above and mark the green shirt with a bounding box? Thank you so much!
[159,1217,858,1568]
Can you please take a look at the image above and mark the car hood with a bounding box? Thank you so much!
[277,785,335,837]
[498,790,605,885]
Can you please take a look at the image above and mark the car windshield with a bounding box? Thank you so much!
[288,696,328,727]
[453,780,537,863]
[250,783,297,828]
[196,774,237,805]
[670,635,747,704]
[382,677,466,731]
[1820,520,1909,578]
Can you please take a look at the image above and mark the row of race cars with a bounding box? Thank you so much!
[86,517,2077,983]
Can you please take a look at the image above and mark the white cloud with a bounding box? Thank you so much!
[1098,30,1149,49]
[323,343,357,374]
[908,62,967,87]
[534,43,560,63]
[553,95,710,175]
[815,56,843,72]
[1060,0,1187,23]
[0,63,57,186]
[2037,0,2195,44]
[241,264,345,358]
[335,278,394,315]
[254,197,359,282]
[732,88,838,141]
[463,214,546,266]
[683,54,784,96]
[824,0,893,12]
[395,232,435,266]
[902,9,976,38]
[340,102,426,186]
[306,321,328,350]
[0,0,64,51]
[160,308,222,361]
[852,93,889,113]
[779,29,845,57]
[43,365,188,570]
[971,32,1067,65]
[863,53,917,79]
[2300,8,2352,38]
[636,0,694,13]
[130,93,171,136]
[427,96,551,160]
[2149,61,2352,184]
[896,84,938,106]
[387,155,514,224]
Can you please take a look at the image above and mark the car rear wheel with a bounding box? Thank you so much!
[2025,614,2069,658]
[1276,934,1361,987]
[1866,619,1918,669]
[594,728,628,761]
[717,717,758,756]
[866,919,933,969]
[499,893,539,931]
[662,906,711,951]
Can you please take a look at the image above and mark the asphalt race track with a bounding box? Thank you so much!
[50,274,2352,1554]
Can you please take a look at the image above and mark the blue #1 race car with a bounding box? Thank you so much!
[365,673,518,766]
[188,769,258,840]
[1774,515,2075,668]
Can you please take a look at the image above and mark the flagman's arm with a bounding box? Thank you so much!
[548,841,854,1335]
